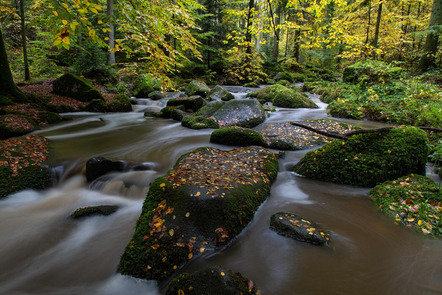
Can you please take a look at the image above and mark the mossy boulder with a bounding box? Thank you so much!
[107,94,132,112]
[53,73,104,102]
[85,157,125,182]
[0,114,36,139]
[0,135,51,199]
[256,84,287,104]
[148,91,164,100]
[369,174,441,237]
[167,96,205,112]
[181,115,219,129]
[133,74,160,98]
[166,266,257,295]
[210,126,267,147]
[159,106,189,121]
[243,82,259,88]
[208,85,234,101]
[293,127,429,187]
[118,146,279,281]
[185,80,211,97]
[38,111,62,124]
[343,60,403,84]
[272,88,317,108]
[85,99,107,113]
[270,212,331,245]
[70,205,119,219]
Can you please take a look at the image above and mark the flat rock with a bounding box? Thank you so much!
[270,212,330,245]
[70,205,119,219]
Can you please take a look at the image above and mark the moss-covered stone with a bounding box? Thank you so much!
[369,175,441,237]
[0,135,51,199]
[208,85,234,101]
[273,89,317,109]
[148,91,164,100]
[343,60,403,84]
[270,212,331,245]
[243,82,259,88]
[181,115,219,129]
[118,146,279,281]
[38,111,62,124]
[107,94,132,112]
[167,96,205,112]
[85,99,107,113]
[70,205,119,219]
[166,266,257,295]
[0,114,36,139]
[210,99,266,128]
[53,73,104,102]
[210,126,267,147]
[133,74,160,98]
[293,127,429,187]
[185,80,211,97]
[256,84,289,104]
[159,106,188,121]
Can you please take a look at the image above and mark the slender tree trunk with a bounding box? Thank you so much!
[364,0,371,57]
[272,3,282,60]
[419,0,442,71]
[245,0,254,55]
[412,2,421,50]
[19,0,30,81]
[371,1,383,59]
[0,28,25,99]
[293,29,300,62]
[107,0,116,64]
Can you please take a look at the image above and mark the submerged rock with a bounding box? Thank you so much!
[294,127,429,187]
[208,85,235,101]
[118,146,278,281]
[85,157,125,182]
[185,80,211,97]
[270,212,331,245]
[166,266,257,295]
[53,73,104,102]
[70,205,119,219]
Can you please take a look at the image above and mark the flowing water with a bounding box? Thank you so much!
[0,87,441,295]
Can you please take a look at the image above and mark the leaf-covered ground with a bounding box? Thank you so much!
[256,119,358,150]
[0,114,35,133]
[0,135,49,177]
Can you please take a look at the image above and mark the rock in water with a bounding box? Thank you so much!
[185,80,211,97]
[53,73,104,102]
[85,157,125,182]
[166,266,257,295]
[293,127,428,187]
[70,205,119,219]
[118,146,279,281]
[208,85,235,101]
[270,212,330,245]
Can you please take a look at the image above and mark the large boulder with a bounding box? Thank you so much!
[0,135,51,199]
[208,85,234,101]
[167,96,205,112]
[166,266,257,295]
[107,94,132,112]
[53,73,104,102]
[272,88,317,108]
[369,174,441,237]
[256,84,287,104]
[185,80,211,97]
[270,212,331,245]
[118,146,279,281]
[210,126,267,147]
[85,157,125,182]
[293,127,429,187]
[181,99,266,129]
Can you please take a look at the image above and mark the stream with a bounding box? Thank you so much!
[0,86,441,295]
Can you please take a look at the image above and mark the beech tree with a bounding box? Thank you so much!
[419,0,442,71]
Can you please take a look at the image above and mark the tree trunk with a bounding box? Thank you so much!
[419,0,442,71]
[293,29,300,62]
[0,29,25,99]
[245,0,254,55]
[364,0,371,58]
[371,1,383,59]
[107,0,116,64]
[19,0,30,81]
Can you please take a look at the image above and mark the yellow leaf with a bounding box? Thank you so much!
[418,220,423,226]
[90,7,98,14]
[178,290,184,295]
[160,183,166,187]
[104,37,109,41]
[52,10,58,16]
[220,272,225,276]
[188,253,193,259]
[162,256,167,262]
[185,212,190,218]
[62,36,70,44]
[98,20,103,24]
[195,191,201,197]
[89,29,96,37]
[62,19,68,25]
[61,3,68,9]
[169,229,174,237]
[199,247,205,253]
[53,37,62,46]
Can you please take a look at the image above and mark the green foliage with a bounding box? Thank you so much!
[369,175,442,237]
[210,126,267,147]
[294,127,429,187]
[343,60,403,84]
[133,74,161,98]
[223,50,267,85]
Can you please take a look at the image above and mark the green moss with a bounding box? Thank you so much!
[194,101,225,117]
[185,80,210,97]
[369,175,441,237]
[182,115,219,129]
[38,111,62,124]
[133,74,160,98]
[294,127,429,187]
[52,73,104,102]
[166,266,257,295]
[244,82,259,88]
[159,106,188,121]
[108,94,132,112]
[210,126,267,147]
[0,165,51,199]
[167,96,205,112]
[148,91,164,100]
[276,79,290,86]
[273,89,317,108]
[208,85,234,101]
[256,84,288,104]
[85,99,107,113]
[211,99,266,128]
[70,205,119,219]
[118,146,278,281]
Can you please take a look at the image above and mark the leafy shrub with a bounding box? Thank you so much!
[343,60,403,84]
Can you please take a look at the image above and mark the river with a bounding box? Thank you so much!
[0,86,441,295]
